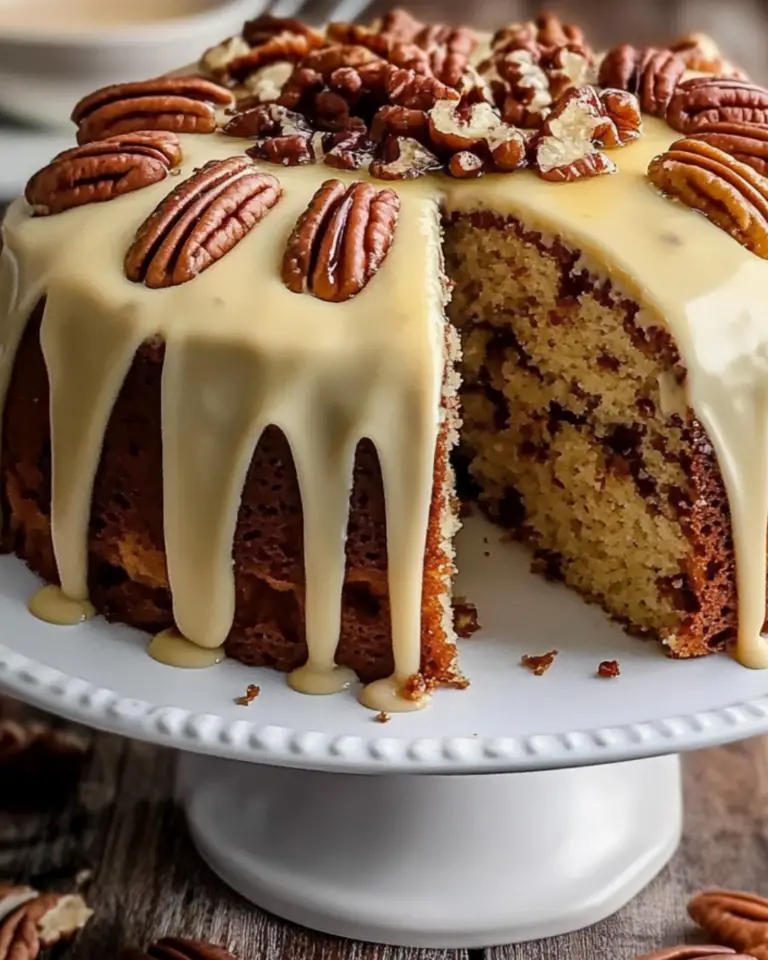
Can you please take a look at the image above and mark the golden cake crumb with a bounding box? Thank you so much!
[453,597,481,638]
[235,684,260,705]
[374,711,391,723]
[521,650,558,676]
[597,659,621,678]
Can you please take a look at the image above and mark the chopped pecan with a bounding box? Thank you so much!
[369,135,442,179]
[693,123,768,176]
[520,650,558,675]
[249,135,314,166]
[598,44,684,117]
[370,104,430,143]
[221,102,312,139]
[238,62,294,104]
[543,43,596,100]
[282,179,399,302]
[313,89,367,132]
[635,949,743,960]
[688,890,768,953]
[379,8,425,41]
[428,98,524,162]
[492,13,586,53]
[302,45,381,79]
[667,77,768,133]
[125,157,281,288]
[596,659,620,678]
[385,64,460,110]
[25,132,181,216]
[326,22,392,57]
[72,77,232,144]
[322,131,377,170]
[199,35,252,81]
[482,47,552,127]
[668,31,747,79]
[227,35,320,84]
[648,138,768,258]
[0,890,93,960]
[447,150,485,178]
[243,15,323,48]
[530,86,633,181]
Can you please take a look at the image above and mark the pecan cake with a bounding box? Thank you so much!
[2,10,768,711]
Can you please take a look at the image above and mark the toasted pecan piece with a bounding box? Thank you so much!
[281,179,399,302]
[25,132,181,216]
[72,77,233,144]
[667,77,768,134]
[648,138,768,258]
[598,44,684,117]
[125,157,281,288]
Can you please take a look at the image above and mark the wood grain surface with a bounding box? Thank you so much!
[2,695,768,960]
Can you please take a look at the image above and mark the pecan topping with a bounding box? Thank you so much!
[688,890,768,952]
[125,157,281,288]
[492,13,586,53]
[648,138,768,258]
[369,135,442,179]
[321,131,377,170]
[635,949,743,960]
[693,123,768,177]
[123,938,240,960]
[530,86,638,181]
[668,32,747,79]
[25,132,181,216]
[0,888,93,960]
[598,45,685,117]
[282,179,399,302]
[447,151,485,178]
[249,135,315,166]
[427,99,525,172]
[370,104,431,143]
[72,77,233,144]
[667,77,768,134]
[222,102,312,139]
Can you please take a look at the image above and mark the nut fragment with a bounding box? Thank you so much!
[598,44,684,117]
[321,131,377,170]
[72,77,233,144]
[521,650,558,675]
[688,890,768,953]
[222,102,312,139]
[447,151,485,178]
[282,179,399,302]
[648,137,768,258]
[24,132,181,216]
[492,13,586,52]
[0,890,93,960]
[667,77,768,134]
[370,104,430,143]
[125,157,282,288]
[369,136,442,180]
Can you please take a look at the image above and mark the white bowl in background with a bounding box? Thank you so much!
[0,0,262,129]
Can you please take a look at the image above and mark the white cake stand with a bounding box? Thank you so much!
[2,514,768,948]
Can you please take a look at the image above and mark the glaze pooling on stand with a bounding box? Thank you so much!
[4,107,768,705]
[148,629,225,668]
[28,585,95,625]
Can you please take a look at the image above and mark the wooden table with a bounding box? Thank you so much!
[3,696,768,960]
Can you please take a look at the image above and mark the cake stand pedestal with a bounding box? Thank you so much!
[2,516,768,947]
[177,753,682,947]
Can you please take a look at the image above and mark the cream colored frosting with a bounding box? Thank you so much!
[3,108,768,714]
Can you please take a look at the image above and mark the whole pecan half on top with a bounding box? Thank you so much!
[688,890,768,953]
[648,138,768,258]
[693,123,768,177]
[667,77,768,134]
[598,44,685,117]
[282,179,399,302]
[25,132,182,216]
[634,948,745,960]
[125,157,282,288]
[121,937,240,960]
[72,77,233,144]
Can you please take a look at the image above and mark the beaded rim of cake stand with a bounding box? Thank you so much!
[2,640,768,773]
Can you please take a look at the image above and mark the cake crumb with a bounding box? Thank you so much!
[453,597,481,638]
[597,659,620,678]
[402,673,436,702]
[235,684,260,705]
[374,711,391,724]
[521,650,558,676]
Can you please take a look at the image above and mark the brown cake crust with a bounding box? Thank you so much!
[1,303,461,686]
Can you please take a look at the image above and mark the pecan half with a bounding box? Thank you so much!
[0,890,92,960]
[72,77,233,144]
[648,138,768,258]
[667,77,768,133]
[369,135,442,179]
[668,32,747,79]
[25,131,181,216]
[122,937,240,960]
[282,179,399,302]
[693,123,768,176]
[689,890,768,952]
[125,157,281,288]
[598,45,685,117]
[635,949,743,960]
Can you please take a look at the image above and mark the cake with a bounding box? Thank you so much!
[3,10,768,712]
